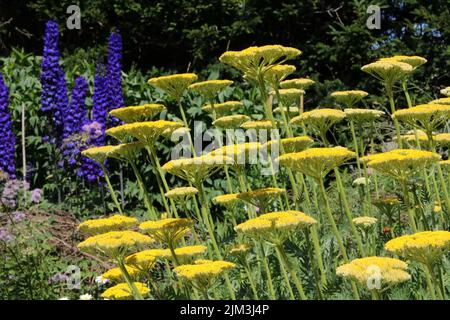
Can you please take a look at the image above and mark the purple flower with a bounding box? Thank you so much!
[12,211,26,222]
[92,65,108,146]
[40,20,68,131]
[1,179,22,208]
[63,76,88,139]
[30,188,43,203]
[0,73,16,178]
[107,31,124,127]
[48,273,69,284]
[0,228,13,243]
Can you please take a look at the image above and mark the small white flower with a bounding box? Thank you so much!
[79,293,93,300]
[95,275,109,285]
[58,297,70,300]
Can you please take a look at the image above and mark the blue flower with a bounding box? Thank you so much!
[0,73,16,178]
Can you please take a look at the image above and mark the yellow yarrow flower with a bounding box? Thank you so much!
[109,104,165,123]
[101,282,150,300]
[280,78,315,90]
[229,243,252,256]
[219,45,301,82]
[81,146,117,164]
[290,108,346,136]
[235,210,317,243]
[274,106,299,115]
[241,120,274,130]
[213,193,241,209]
[263,136,314,154]
[263,64,296,87]
[173,260,235,289]
[77,231,154,259]
[385,231,450,264]
[164,187,198,201]
[392,104,450,132]
[362,149,441,180]
[440,87,450,97]
[162,155,233,186]
[78,215,138,236]
[188,80,233,100]
[331,90,369,107]
[212,115,250,129]
[208,142,261,165]
[361,61,413,85]
[273,88,305,107]
[139,218,193,246]
[344,108,385,123]
[101,265,141,283]
[277,147,355,180]
[429,97,450,105]
[106,120,184,144]
[352,216,378,229]
[379,55,427,69]
[202,101,243,117]
[148,73,198,100]
[336,256,410,289]
[236,188,286,211]
[106,142,145,162]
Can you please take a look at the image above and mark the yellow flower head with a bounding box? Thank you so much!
[362,149,441,180]
[148,73,198,100]
[174,245,208,260]
[290,108,346,135]
[139,218,193,246]
[344,108,385,123]
[125,249,160,271]
[236,187,286,211]
[78,215,138,236]
[188,80,233,100]
[280,78,315,90]
[352,216,378,229]
[208,142,261,166]
[109,104,166,123]
[106,121,184,144]
[264,64,296,86]
[202,101,243,117]
[385,231,450,264]
[173,260,235,288]
[241,120,274,130]
[229,243,252,256]
[81,146,117,164]
[219,45,301,81]
[440,87,450,97]
[429,97,450,105]
[361,61,413,85]
[235,210,317,243]
[392,104,450,132]
[440,159,450,168]
[107,142,145,162]
[164,187,198,201]
[336,256,410,289]
[330,90,369,107]
[277,147,355,180]
[379,55,427,69]
[434,133,450,146]
[101,265,141,283]
[212,115,251,129]
[274,106,300,116]
[77,231,154,259]
[101,282,150,300]
[273,88,305,107]
[263,136,314,154]
[162,155,233,186]
[213,193,241,209]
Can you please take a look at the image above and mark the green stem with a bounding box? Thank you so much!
[130,161,157,219]
[117,258,143,300]
[276,244,307,300]
[101,164,123,214]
